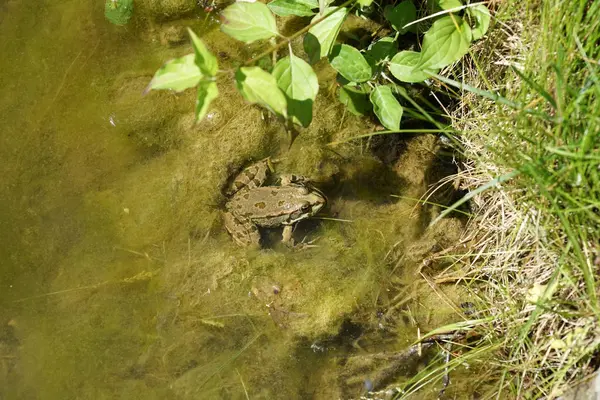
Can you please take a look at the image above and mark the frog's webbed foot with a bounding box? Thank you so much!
[282,225,320,250]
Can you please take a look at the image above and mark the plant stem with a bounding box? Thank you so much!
[243,0,357,66]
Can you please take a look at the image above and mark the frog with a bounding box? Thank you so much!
[223,159,326,247]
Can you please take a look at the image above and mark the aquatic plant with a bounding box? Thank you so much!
[105,0,134,26]
[147,0,490,132]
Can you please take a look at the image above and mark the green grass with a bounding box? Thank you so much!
[436,0,600,398]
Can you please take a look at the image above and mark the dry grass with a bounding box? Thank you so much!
[445,0,600,398]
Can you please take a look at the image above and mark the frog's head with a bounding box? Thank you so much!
[287,185,326,223]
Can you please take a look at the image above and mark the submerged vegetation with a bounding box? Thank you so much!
[105,0,134,25]
[0,0,469,398]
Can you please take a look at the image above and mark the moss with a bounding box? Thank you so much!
[135,0,198,21]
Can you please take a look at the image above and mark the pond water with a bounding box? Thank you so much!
[0,1,475,398]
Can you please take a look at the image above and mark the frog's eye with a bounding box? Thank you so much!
[301,202,311,212]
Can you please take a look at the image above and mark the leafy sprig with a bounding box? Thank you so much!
[147,0,491,131]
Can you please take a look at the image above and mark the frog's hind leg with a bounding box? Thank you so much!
[280,174,310,186]
[226,159,272,196]
[223,212,261,247]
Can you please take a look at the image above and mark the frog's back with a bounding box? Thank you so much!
[228,186,307,217]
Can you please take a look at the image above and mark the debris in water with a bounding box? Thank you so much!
[310,342,325,353]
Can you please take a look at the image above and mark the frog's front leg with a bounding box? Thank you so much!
[282,224,319,249]
[282,225,294,246]
[226,159,272,196]
[223,212,261,247]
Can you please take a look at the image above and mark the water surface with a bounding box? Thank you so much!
[0,2,470,398]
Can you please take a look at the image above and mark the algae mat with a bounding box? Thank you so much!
[0,1,469,398]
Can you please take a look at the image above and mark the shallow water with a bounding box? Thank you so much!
[0,2,473,399]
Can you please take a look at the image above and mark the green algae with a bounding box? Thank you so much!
[0,3,470,399]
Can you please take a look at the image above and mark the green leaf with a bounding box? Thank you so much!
[148,54,202,92]
[272,54,319,127]
[196,81,218,121]
[268,0,315,17]
[235,67,287,118]
[389,51,438,83]
[369,86,403,130]
[384,1,417,34]
[468,4,491,40]
[104,0,133,26]
[365,37,397,70]
[339,86,371,116]
[221,2,278,43]
[272,55,319,101]
[418,16,472,70]
[303,7,348,64]
[336,74,356,87]
[328,44,372,83]
[187,29,218,77]
[357,0,374,7]
[318,0,334,14]
[438,0,462,10]
[297,0,319,7]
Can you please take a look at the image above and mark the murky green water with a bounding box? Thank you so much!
[0,1,474,399]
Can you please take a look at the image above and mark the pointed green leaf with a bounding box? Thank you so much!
[389,51,438,83]
[370,86,403,130]
[148,54,202,92]
[187,29,218,77]
[357,0,374,7]
[196,81,218,121]
[339,86,371,116]
[328,44,372,83]
[438,0,462,10]
[221,2,278,43]
[272,54,319,127]
[468,4,491,40]
[365,37,397,69]
[272,55,319,101]
[235,67,287,118]
[303,7,348,64]
[384,1,417,34]
[297,0,318,7]
[418,16,472,70]
[268,0,315,17]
